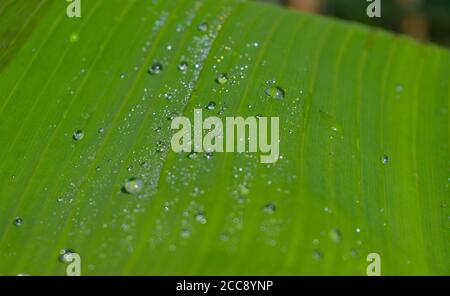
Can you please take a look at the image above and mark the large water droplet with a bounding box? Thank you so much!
[216,73,228,85]
[264,86,285,99]
[13,217,23,227]
[72,130,84,141]
[148,62,163,75]
[123,178,143,194]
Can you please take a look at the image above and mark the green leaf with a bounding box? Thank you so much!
[0,0,448,276]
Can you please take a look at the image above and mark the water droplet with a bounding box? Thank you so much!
[264,86,285,99]
[98,128,105,134]
[205,101,216,110]
[396,84,404,93]
[120,73,126,79]
[123,178,143,194]
[13,217,23,227]
[59,249,76,263]
[238,184,249,196]
[355,228,361,233]
[180,228,191,238]
[69,33,79,43]
[263,203,276,214]
[312,250,323,261]
[329,228,342,243]
[216,73,228,85]
[148,62,163,75]
[381,155,389,165]
[204,152,214,160]
[187,152,198,160]
[156,141,166,152]
[195,212,207,224]
[178,61,188,72]
[198,22,208,32]
[72,130,84,141]
[164,93,174,100]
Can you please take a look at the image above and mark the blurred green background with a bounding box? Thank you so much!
[261,0,450,47]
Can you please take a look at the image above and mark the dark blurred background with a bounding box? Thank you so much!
[260,0,450,47]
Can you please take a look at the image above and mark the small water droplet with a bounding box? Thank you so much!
[312,250,323,261]
[381,155,390,165]
[164,93,174,100]
[180,228,191,238]
[205,101,216,110]
[98,128,105,134]
[178,61,188,72]
[13,217,23,227]
[120,73,126,79]
[264,86,285,99]
[329,228,342,243]
[195,212,207,224]
[156,141,166,152]
[204,152,214,160]
[187,152,198,160]
[355,228,361,233]
[396,84,404,93]
[69,33,79,43]
[263,203,276,214]
[72,130,84,141]
[148,62,163,75]
[198,22,208,32]
[216,73,228,85]
[59,249,76,263]
[123,178,143,194]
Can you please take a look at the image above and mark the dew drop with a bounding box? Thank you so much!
[156,141,166,152]
[123,178,143,194]
[120,73,126,79]
[187,152,198,160]
[72,130,84,141]
[396,84,404,93]
[148,62,163,75]
[69,33,79,43]
[13,217,23,227]
[198,22,208,32]
[263,203,276,214]
[178,61,188,72]
[216,73,228,85]
[195,212,207,224]
[98,128,105,134]
[264,86,285,99]
[204,152,214,160]
[205,101,216,110]
[312,250,323,261]
[381,155,390,165]
[180,228,191,239]
[58,249,76,263]
[329,228,342,243]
